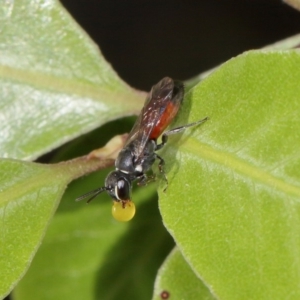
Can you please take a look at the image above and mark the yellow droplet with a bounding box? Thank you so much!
[112,200,136,222]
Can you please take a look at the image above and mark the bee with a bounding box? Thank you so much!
[77,77,208,221]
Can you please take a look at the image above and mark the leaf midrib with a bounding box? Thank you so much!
[183,139,300,198]
[0,64,143,111]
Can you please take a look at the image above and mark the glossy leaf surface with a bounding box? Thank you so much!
[0,0,144,160]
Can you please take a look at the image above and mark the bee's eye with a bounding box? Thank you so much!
[112,201,136,222]
[115,178,130,200]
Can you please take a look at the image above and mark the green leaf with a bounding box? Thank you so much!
[0,0,144,160]
[159,50,300,299]
[12,172,174,300]
[0,159,69,298]
[153,248,215,300]
[0,152,117,298]
[9,120,173,300]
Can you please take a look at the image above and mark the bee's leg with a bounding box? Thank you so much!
[156,116,209,150]
[155,154,168,192]
[137,173,156,186]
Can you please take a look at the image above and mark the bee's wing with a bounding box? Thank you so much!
[124,77,179,159]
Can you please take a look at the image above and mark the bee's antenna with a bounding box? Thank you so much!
[75,187,109,203]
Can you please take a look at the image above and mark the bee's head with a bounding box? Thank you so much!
[105,170,132,201]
